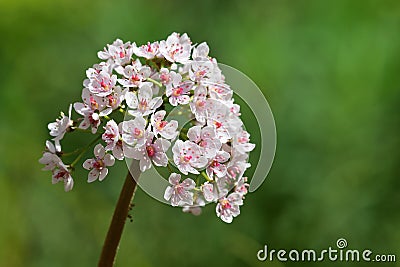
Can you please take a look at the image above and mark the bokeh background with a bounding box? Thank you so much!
[1,0,399,266]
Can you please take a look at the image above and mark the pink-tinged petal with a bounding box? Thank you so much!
[138,84,153,102]
[73,102,86,115]
[88,169,99,183]
[181,178,195,190]
[112,146,124,160]
[168,173,181,185]
[98,168,109,181]
[83,159,94,170]
[45,140,56,153]
[178,95,190,105]
[139,156,152,172]
[125,91,138,109]
[202,183,215,202]
[94,144,105,158]
[149,97,162,110]
[169,97,178,106]
[187,126,201,143]
[64,177,74,192]
[152,152,168,167]
[152,110,166,123]
[164,186,173,201]
[179,191,194,206]
[103,154,115,166]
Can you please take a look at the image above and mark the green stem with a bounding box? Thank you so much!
[70,134,102,167]
[147,78,162,87]
[201,171,212,182]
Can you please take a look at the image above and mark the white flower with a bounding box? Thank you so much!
[192,42,209,60]
[232,129,255,155]
[158,68,174,85]
[132,41,160,59]
[48,104,73,151]
[206,150,230,180]
[97,39,134,66]
[187,125,221,158]
[86,69,117,97]
[117,59,151,88]
[206,100,242,143]
[201,182,218,202]
[235,176,249,196]
[126,83,162,117]
[189,60,214,83]
[83,144,115,182]
[189,86,208,123]
[124,131,170,172]
[159,32,192,63]
[39,140,62,171]
[52,165,74,192]
[166,73,193,106]
[150,110,178,140]
[102,120,124,160]
[172,140,208,175]
[164,173,195,206]
[216,193,243,223]
[121,116,147,147]
[73,103,102,134]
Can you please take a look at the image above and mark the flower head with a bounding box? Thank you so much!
[83,144,115,182]
[164,173,195,206]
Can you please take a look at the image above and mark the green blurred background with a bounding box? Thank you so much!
[1,0,399,266]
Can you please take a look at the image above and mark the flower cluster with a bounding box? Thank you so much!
[40,33,255,223]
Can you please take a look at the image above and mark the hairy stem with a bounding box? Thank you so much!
[98,160,140,267]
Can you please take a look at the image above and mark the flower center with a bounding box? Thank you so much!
[100,80,109,90]
[119,51,125,58]
[156,120,168,130]
[181,155,192,163]
[93,159,104,169]
[173,87,183,96]
[90,97,99,110]
[146,145,155,157]
[214,121,222,128]
[133,128,143,138]
[220,199,231,209]
[138,99,148,111]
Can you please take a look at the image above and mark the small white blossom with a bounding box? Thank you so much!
[216,193,243,223]
[102,120,124,160]
[164,173,195,206]
[187,125,221,158]
[117,59,151,88]
[124,131,170,172]
[132,41,161,59]
[159,32,192,63]
[206,150,230,180]
[83,144,115,182]
[86,69,117,97]
[121,116,147,147]
[126,83,162,117]
[97,39,134,66]
[172,140,208,175]
[48,105,73,150]
[39,140,62,171]
[52,165,74,192]
[150,110,178,140]
[166,73,193,106]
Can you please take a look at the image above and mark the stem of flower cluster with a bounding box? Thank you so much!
[98,160,140,267]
